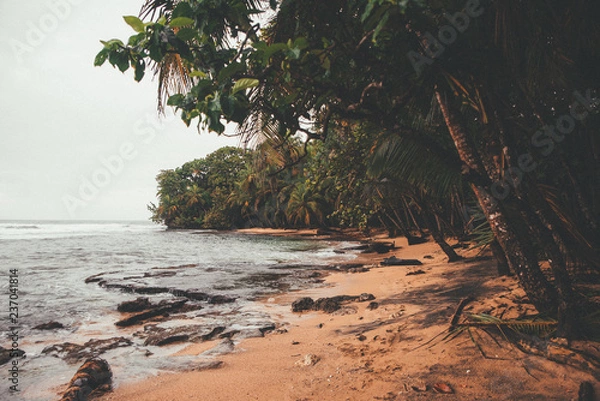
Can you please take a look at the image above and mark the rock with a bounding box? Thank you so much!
[134,286,171,295]
[200,326,226,341]
[43,337,132,363]
[314,297,341,313]
[0,347,25,366]
[59,358,112,401]
[381,256,423,266]
[292,294,377,313]
[359,293,375,302]
[331,306,358,316]
[406,270,426,276]
[143,325,225,346]
[407,236,428,245]
[579,381,594,401]
[292,297,315,312]
[367,302,379,310]
[208,295,236,304]
[117,297,151,313]
[295,353,320,366]
[115,299,188,327]
[259,324,276,334]
[33,321,65,330]
[84,273,106,284]
[202,338,235,355]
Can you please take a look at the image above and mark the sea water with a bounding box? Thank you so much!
[0,221,353,400]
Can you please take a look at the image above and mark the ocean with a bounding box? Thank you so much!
[0,221,354,400]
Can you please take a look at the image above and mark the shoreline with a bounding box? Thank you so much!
[93,230,596,401]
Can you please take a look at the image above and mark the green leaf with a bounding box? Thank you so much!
[231,78,259,94]
[123,16,145,33]
[176,27,197,41]
[170,17,194,28]
[134,58,145,82]
[108,50,130,72]
[94,48,109,66]
[293,37,309,50]
[167,94,185,106]
[173,2,194,19]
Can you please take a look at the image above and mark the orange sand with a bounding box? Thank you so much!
[94,231,597,401]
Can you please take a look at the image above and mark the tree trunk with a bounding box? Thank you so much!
[421,208,462,262]
[435,90,559,313]
[490,239,511,276]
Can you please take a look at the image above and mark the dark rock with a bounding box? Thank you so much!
[359,293,376,302]
[0,347,25,365]
[361,242,395,254]
[141,324,226,346]
[579,381,594,401]
[84,273,106,284]
[367,301,379,310]
[117,297,151,313]
[43,338,132,363]
[201,326,226,341]
[115,299,188,327]
[259,324,276,334]
[180,290,210,301]
[293,294,376,313]
[134,286,171,295]
[406,270,426,276]
[314,298,341,313]
[144,271,177,278]
[208,295,236,305]
[59,358,112,401]
[292,297,315,312]
[219,330,240,339]
[381,256,423,266]
[154,334,190,346]
[33,321,65,330]
[407,236,429,245]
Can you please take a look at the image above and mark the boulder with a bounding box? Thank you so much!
[117,297,151,313]
[292,297,315,312]
[59,358,112,401]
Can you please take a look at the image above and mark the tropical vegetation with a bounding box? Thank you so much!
[96,0,599,338]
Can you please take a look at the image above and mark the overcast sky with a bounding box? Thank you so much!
[0,0,240,221]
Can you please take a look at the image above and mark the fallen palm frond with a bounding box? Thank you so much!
[456,313,558,339]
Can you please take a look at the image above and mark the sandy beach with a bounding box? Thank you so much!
[94,231,598,401]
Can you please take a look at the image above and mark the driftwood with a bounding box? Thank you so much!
[60,358,112,401]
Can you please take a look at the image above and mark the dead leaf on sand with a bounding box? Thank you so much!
[433,382,454,394]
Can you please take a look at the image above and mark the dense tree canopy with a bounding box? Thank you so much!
[98,0,599,338]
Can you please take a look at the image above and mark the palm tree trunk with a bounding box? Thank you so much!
[421,208,462,262]
[490,239,511,276]
[435,90,559,313]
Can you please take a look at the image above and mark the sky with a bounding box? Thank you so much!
[0,0,240,221]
